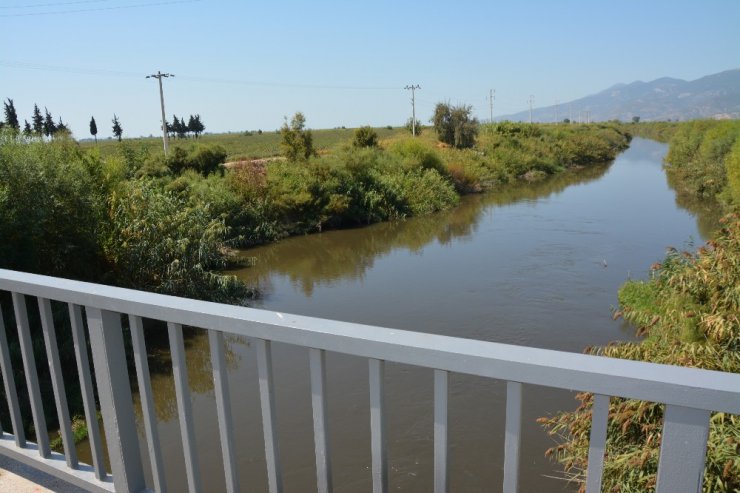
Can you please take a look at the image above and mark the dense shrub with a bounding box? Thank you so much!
[431,102,479,148]
[388,139,447,175]
[0,136,107,279]
[104,180,250,303]
[164,144,227,176]
[665,120,740,200]
[280,112,316,162]
[724,139,740,208]
[353,126,379,148]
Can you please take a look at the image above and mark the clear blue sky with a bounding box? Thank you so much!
[2,0,739,138]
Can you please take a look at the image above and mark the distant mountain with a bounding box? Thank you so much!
[498,69,740,123]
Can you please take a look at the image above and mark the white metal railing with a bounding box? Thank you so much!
[0,268,738,493]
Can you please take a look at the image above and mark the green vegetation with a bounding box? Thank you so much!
[431,102,479,149]
[664,120,740,206]
[405,118,423,136]
[0,117,630,445]
[541,120,740,493]
[352,126,379,148]
[280,112,316,162]
[623,121,679,143]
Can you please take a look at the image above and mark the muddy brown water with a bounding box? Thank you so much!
[78,138,718,492]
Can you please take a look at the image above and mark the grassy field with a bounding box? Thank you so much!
[80,126,409,160]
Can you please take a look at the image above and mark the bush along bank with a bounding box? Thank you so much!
[540,120,740,493]
[130,122,630,248]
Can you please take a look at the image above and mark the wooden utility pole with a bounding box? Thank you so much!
[146,71,174,155]
[489,89,495,123]
[404,84,421,136]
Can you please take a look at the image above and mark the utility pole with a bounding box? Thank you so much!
[528,95,534,124]
[488,88,495,123]
[569,103,572,123]
[146,71,174,155]
[555,100,559,123]
[404,84,421,136]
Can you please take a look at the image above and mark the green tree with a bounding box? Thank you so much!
[188,115,196,138]
[43,107,56,138]
[353,126,379,148]
[179,117,188,138]
[431,102,479,149]
[280,112,316,161]
[22,120,32,137]
[188,114,205,138]
[171,115,187,139]
[632,116,641,124]
[112,114,123,141]
[89,116,98,143]
[3,99,19,131]
[31,104,44,135]
[55,117,70,137]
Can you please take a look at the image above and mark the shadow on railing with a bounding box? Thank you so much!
[0,268,738,493]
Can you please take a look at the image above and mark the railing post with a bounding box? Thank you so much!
[256,339,283,493]
[503,381,522,493]
[86,307,146,493]
[208,329,239,493]
[585,394,609,493]
[655,405,710,493]
[368,359,387,493]
[70,304,107,481]
[0,301,25,446]
[434,369,448,493]
[168,322,203,493]
[309,348,333,493]
[38,297,78,468]
[129,315,166,492]
[11,292,50,457]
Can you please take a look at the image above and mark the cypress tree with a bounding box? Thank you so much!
[112,114,123,141]
[32,104,44,135]
[89,116,98,143]
[3,98,19,131]
[43,107,56,138]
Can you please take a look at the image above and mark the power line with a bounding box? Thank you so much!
[0,0,201,17]
[1,0,114,9]
[0,60,399,91]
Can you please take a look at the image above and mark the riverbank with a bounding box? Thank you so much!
[541,120,740,492]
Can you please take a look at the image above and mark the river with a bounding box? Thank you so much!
[79,138,718,492]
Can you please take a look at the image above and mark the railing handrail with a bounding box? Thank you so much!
[2,268,738,415]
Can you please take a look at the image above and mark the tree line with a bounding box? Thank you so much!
[3,97,205,142]
[166,114,205,139]
[2,99,70,138]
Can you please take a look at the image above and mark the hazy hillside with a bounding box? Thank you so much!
[499,69,740,122]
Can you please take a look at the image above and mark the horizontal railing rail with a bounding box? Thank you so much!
[0,268,738,493]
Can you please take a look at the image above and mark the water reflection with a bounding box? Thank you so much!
[230,163,611,298]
